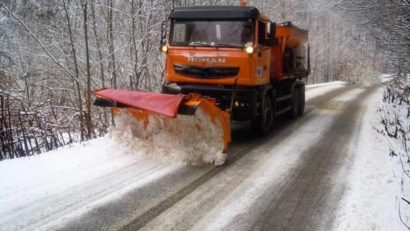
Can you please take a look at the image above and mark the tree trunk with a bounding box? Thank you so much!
[82,1,94,139]
[63,1,85,141]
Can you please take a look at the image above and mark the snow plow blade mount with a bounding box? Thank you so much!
[94,89,231,151]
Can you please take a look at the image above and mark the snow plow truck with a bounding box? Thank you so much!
[94,2,310,154]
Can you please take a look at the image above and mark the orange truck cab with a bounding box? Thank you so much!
[161,5,310,134]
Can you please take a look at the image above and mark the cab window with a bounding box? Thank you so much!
[258,21,267,45]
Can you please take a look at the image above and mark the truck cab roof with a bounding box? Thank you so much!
[169,6,260,20]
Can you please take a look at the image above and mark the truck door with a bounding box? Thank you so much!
[255,20,271,85]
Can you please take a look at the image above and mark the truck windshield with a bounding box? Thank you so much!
[170,20,254,48]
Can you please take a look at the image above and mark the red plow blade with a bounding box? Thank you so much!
[93,88,231,165]
[94,89,184,118]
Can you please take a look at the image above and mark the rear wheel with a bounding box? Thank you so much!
[288,87,299,119]
[252,95,274,135]
[298,84,305,116]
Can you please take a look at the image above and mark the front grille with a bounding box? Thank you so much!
[174,65,239,79]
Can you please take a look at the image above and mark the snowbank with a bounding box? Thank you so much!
[306,81,347,100]
[306,80,347,89]
[333,88,405,230]
[110,107,227,166]
[0,137,182,230]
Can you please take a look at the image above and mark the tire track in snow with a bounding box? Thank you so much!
[256,87,377,230]
[113,128,275,230]
[184,87,375,231]
[2,160,175,231]
[112,85,355,230]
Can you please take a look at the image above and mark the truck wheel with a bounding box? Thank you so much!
[298,84,305,116]
[252,95,273,135]
[288,87,299,119]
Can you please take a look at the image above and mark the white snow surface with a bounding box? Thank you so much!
[0,137,184,230]
[306,80,347,89]
[305,81,347,99]
[332,88,406,230]
[0,81,401,230]
[189,87,368,231]
[380,73,394,83]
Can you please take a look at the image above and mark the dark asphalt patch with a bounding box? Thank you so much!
[257,87,377,231]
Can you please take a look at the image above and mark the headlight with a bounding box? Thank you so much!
[161,45,168,53]
[245,46,254,54]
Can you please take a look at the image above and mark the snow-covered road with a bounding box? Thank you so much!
[0,82,402,230]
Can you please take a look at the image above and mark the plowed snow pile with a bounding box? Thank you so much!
[109,108,227,166]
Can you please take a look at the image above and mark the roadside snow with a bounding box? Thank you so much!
[0,137,183,230]
[306,81,347,100]
[380,74,394,83]
[332,88,405,230]
[306,80,347,89]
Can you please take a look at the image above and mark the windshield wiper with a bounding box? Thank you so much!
[213,43,242,48]
[189,41,212,47]
[172,41,189,46]
[188,41,242,48]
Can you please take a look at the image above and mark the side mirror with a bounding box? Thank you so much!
[307,44,311,74]
[160,20,168,48]
[270,22,276,40]
[264,22,277,47]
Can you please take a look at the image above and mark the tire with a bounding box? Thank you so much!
[298,84,305,116]
[252,95,274,135]
[288,87,299,119]
[161,83,181,94]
